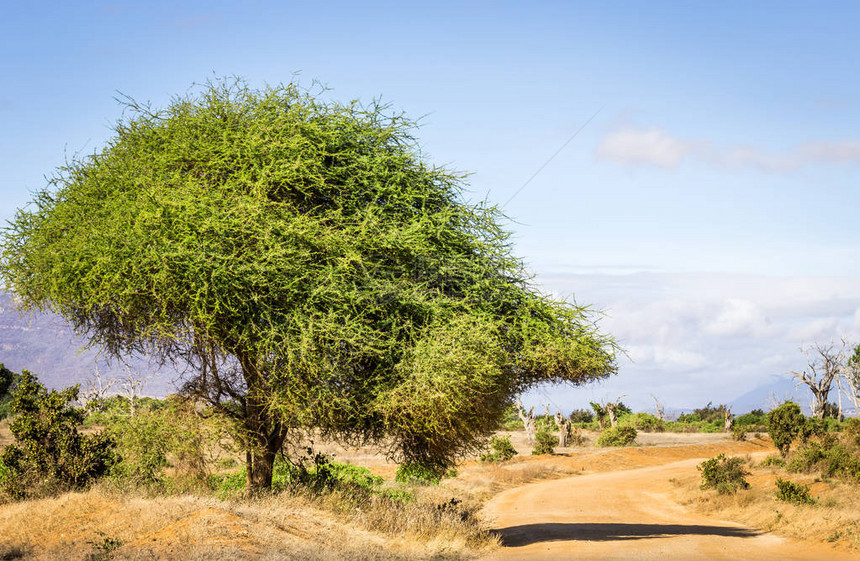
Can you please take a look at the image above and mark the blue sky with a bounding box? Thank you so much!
[2,1,859,411]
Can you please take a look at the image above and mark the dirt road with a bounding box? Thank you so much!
[481,457,858,560]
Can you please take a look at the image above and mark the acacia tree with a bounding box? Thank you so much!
[0,79,617,490]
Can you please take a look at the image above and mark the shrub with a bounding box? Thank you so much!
[596,425,637,447]
[479,435,517,463]
[775,478,814,504]
[106,397,231,489]
[734,409,767,428]
[1,371,116,499]
[731,426,747,441]
[395,462,443,485]
[568,409,593,424]
[698,454,750,494]
[758,455,786,468]
[844,418,860,446]
[768,402,805,458]
[0,365,20,420]
[799,417,829,443]
[787,435,860,482]
[618,412,665,433]
[213,454,389,499]
[531,427,556,455]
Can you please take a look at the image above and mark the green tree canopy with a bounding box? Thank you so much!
[0,78,617,489]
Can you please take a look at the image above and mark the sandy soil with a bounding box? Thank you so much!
[480,445,860,560]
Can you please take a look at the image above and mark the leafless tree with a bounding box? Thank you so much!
[723,406,733,432]
[841,342,860,416]
[792,340,848,419]
[80,366,116,406]
[120,367,150,416]
[515,398,536,443]
[651,394,665,422]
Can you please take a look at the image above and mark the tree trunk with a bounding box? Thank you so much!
[554,412,570,447]
[516,398,536,443]
[605,403,618,427]
[240,354,287,492]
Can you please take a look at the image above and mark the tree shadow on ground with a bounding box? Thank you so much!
[495,522,760,547]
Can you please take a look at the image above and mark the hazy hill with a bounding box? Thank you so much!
[0,292,177,395]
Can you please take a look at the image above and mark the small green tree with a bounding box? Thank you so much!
[698,454,750,495]
[479,435,517,463]
[532,427,556,455]
[767,402,805,458]
[1,371,115,498]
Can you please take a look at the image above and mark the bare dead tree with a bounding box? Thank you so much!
[515,398,537,443]
[723,406,733,432]
[121,367,150,416]
[651,394,665,422]
[80,366,116,406]
[841,342,860,416]
[554,411,571,447]
[792,340,848,419]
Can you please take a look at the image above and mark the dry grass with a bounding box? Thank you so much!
[0,484,498,560]
[669,452,860,554]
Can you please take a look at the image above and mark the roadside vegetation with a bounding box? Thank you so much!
[679,401,860,553]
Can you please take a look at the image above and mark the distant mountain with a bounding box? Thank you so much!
[0,292,178,396]
[729,375,812,415]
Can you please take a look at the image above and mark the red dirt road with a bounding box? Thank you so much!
[481,458,859,561]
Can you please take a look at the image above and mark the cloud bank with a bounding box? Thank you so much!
[595,126,860,172]
[525,272,860,414]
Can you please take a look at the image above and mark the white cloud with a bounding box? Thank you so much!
[627,344,707,372]
[595,127,694,168]
[703,299,772,338]
[789,317,841,342]
[595,125,860,172]
[529,271,860,412]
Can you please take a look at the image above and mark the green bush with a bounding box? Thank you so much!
[479,435,517,463]
[596,425,637,447]
[768,402,805,458]
[698,454,750,495]
[106,397,230,489]
[758,455,786,468]
[531,427,556,455]
[787,435,860,482]
[665,419,722,433]
[1,371,116,499]
[618,412,665,433]
[734,409,766,427]
[731,426,747,441]
[775,478,814,504]
[568,409,593,424]
[213,454,388,499]
[395,461,443,485]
